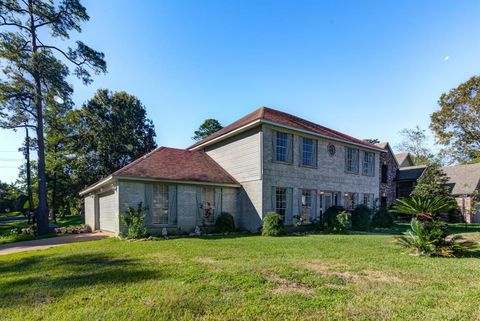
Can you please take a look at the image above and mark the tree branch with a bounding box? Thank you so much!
[0,14,31,32]
[34,10,66,29]
[1,124,37,130]
[36,44,87,67]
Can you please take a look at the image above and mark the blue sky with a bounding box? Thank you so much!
[1,0,480,183]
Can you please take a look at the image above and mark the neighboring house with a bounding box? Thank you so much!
[394,165,427,199]
[81,107,384,234]
[375,142,399,208]
[395,152,415,168]
[443,163,480,223]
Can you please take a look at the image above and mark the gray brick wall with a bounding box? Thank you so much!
[262,125,380,222]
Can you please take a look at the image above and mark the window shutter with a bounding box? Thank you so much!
[313,140,318,166]
[195,187,202,225]
[144,183,153,226]
[215,188,222,219]
[271,187,276,213]
[168,185,177,225]
[285,188,293,225]
[311,190,317,220]
[273,132,277,162]
[287,134,293,163]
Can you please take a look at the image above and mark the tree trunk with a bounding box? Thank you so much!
[29,1,49,234]
[51,170,57,223]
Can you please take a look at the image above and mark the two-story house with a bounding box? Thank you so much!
[80,107,383,234]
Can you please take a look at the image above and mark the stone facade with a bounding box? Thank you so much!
[261,125,381,225]
[378,144,398,208]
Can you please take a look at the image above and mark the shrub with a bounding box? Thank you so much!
[323,206,345,228]
[371,208,395,228]
[396,219,477,257]
[391,195,456,222]
[121,203,148,239]
[215,212,235,233]
[54,224,92,234]
[351,205,372,231]
[262,212,285,236]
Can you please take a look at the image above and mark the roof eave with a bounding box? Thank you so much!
[261,120,385,152]
[188,119,262,151]
[115,175,241,188]
[79,175,114,196]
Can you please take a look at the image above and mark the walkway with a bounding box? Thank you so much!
[0,232,113,256]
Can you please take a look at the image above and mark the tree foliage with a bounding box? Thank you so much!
[431,76,480,164]
[71,89,157,187]
[192,118,223,141]
[0,0,106,234]
[395,126,433,165]
[363,138,380,144]
[411,162,452,200]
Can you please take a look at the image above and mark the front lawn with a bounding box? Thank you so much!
[1,233,480,320]
[0,215,84,244]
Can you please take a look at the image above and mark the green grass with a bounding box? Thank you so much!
[0,211,23,218]
[1,233,480,320]
[0,215,84,244]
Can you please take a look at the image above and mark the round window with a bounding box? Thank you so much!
[328,144,336,156]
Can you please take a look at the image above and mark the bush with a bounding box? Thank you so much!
[323,206,345,227]
[262,212,285,236]
[215,212,235,233]
[351,205,372,231]
[121,203,148,239]
[396,219,477,257]
[371,208,395,228]
[54,224,92,234]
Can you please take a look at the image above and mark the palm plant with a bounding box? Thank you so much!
[396,219,478,257]
[390,195,456,221]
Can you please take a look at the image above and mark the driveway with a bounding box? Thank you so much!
[0,232,113,256]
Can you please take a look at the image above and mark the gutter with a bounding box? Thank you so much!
[115,175,241,188]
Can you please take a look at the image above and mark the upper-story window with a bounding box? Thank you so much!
[362,152,375,176]
[345,147,359,173]
[381,164,388,183]
[274,131,293,163]
[301,137,317,167]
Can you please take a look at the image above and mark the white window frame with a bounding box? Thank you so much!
[275,132,288,162]
[152,184,169,225]
[362,152,375,176]
[301,137,316,167]
[345,147,359,174]
[275,187,287,218]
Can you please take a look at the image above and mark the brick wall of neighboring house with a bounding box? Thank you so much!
[379,147,398,208]
[456,196,474,223]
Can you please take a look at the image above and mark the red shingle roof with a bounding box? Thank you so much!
[188,107,381,150]
[113,147,239,185]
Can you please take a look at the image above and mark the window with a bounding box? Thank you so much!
[301,138,316,166]
[345,147,359,173]
[152,184,169,224]
[274,131,292,163]
[362,152,375,176]
[301,189,313,220]
[200,187,216,225]
[344,192,358,210]
[380,196,387,208]
[275,187,287,218]
[381,164,388,183]
[363,193,374,207]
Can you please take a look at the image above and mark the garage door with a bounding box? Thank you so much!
[98,192,116,232]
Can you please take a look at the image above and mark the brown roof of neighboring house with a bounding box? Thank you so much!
[395,152,414,167]
[189,107,383,151]
[442,163,480,195]
[111,147,239,185]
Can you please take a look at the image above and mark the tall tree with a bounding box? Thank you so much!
[71,89,157,187]
[431,76,480,164]
[192,119,223,141]
[411,162,452,200]
[0,0,106,234]
[395,126,434,165]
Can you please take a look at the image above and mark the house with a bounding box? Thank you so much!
[443,163,480,223]
[80,107,384,234]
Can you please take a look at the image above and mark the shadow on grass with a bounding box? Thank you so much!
[0,253,163,308]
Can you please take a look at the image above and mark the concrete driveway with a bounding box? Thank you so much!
[0,232,113,256]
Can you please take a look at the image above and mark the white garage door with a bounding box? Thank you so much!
[98,192,116,232]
